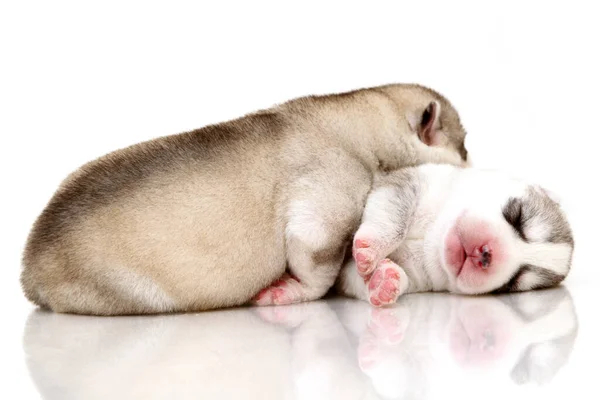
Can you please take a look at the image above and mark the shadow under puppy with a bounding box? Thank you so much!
[336,164,574,306]
[21,83,469,315]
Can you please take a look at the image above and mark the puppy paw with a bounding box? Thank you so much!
[353,237,381,278]
[251,274,304,306]
[367,259,404,307]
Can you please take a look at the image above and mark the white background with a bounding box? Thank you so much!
[1,1,598,398]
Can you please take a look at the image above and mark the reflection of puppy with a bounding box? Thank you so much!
[254,302,373,400]
[22,289,577,400]
[500,290,578,385]
[338,164,574,306]
[336,287,578,399]
[23,301,376,400]
[23,309,295,399]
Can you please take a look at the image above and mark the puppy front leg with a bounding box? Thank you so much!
[353,170,420,279]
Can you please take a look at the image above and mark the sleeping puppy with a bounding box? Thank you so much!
[336,164,574,306]
[21,83,469,315]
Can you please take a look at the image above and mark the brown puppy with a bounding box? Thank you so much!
[21,84,469,315]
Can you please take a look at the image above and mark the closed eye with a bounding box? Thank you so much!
[502,198,527,241]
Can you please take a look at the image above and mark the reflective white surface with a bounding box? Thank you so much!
[21,288,582,400]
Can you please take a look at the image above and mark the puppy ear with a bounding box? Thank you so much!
[418,101,442,146]
[535,185,562,204]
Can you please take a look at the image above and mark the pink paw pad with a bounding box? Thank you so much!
[367,259,402,307]
[353,238,379,277]
[251,274,303,306]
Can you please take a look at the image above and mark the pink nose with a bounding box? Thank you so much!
[472,245,492,269]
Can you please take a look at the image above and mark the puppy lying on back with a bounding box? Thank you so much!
[336,164,574,306]
[21,84,469,315]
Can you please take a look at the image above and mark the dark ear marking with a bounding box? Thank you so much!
[418,101,440,146]
[503,198,527,241]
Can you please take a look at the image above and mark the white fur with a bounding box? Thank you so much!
[286,199,329,249]
[514,271,539,291]
[337,261,369,301]
[524,216,552,242]
[519,242,573,275]
[360,187,402,230]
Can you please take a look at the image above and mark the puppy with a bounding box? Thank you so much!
[337,164,574,305]
[21,84,469,315]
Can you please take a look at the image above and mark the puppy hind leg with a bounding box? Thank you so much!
[251,239,347,306]
[252,272,304,306]
[252,194,361,306]
[251,157,370,307]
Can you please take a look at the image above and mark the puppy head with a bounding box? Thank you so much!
[396,84,470,168]
[436,169,574,294]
